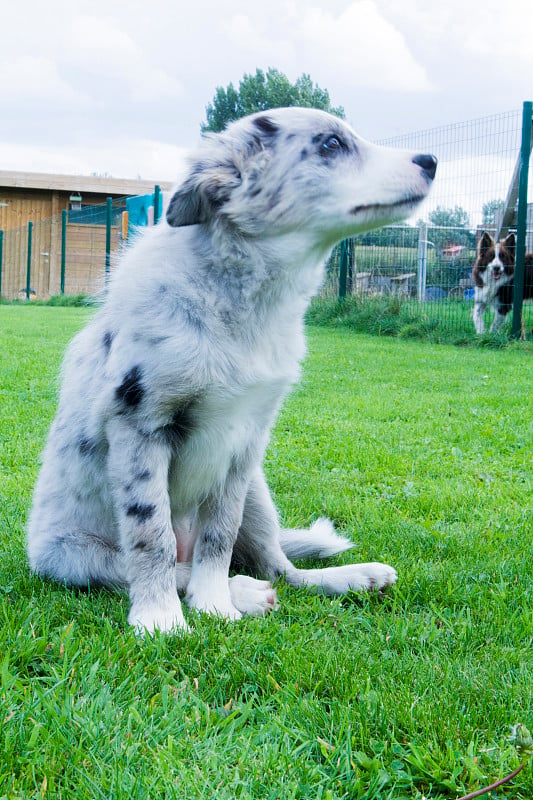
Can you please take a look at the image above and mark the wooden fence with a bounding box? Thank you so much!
[0,219,120,299]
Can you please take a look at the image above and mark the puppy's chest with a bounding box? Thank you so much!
[168,374,290,506]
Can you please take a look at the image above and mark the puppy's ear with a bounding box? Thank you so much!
[503,232,516,254]
[166,160,242,227]
[166,118,280,227]
[478,231,494,255]
[166,181,203,227]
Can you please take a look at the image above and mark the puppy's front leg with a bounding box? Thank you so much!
[185,480,247,620]
[490,309,508,332]
[473,301,486,334]
[106,418,187,634]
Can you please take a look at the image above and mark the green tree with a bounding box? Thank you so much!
[482,198,504,227]
[201,68,344,132]
[427,205,475,252]
[428,205,471,229]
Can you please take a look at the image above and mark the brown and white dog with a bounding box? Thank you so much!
[472,231,533,334]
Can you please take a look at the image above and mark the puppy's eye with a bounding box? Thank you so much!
[322,136,342,153]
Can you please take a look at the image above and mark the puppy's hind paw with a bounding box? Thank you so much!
[229,575,279,616]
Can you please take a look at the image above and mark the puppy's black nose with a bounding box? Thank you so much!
[412,153,437,181]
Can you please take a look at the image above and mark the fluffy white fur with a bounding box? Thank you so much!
[27,107,436,633]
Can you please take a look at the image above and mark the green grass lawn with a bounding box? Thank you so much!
[1,306,532,799]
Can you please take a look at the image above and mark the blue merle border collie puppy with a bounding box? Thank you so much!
[27,107,436,634]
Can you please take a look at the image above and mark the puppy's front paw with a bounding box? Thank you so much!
[128,596,190,635]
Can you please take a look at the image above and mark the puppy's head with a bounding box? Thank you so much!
[473,231,515,288]
[166,107,437,247]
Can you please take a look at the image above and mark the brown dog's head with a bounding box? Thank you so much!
[473,231,515,288]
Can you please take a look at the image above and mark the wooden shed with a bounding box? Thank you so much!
[0,171,173,298]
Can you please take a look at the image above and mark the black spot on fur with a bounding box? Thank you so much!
[161,400,198,448]
[78,437,98,457]
[135,469,152,482]
[133,540,148,550]
[103,331,114,355]
[197,527,227,561]
[210,190,231,211]
[300,148,309,160]
[126,503,156,522]
[253,115,279,136]
[116,365,144,408]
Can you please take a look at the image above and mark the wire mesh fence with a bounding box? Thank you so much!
[323,222,533,336]
[322,106,533,338]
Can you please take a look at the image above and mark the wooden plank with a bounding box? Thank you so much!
[497,126,533,238]
[49,191,60,295]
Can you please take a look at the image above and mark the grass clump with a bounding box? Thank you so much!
[2,293,94,307]
[307,295,533,349]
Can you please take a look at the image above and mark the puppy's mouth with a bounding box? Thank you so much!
[349,195,426,216]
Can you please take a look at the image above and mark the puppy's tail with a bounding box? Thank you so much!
[279,518,354,560]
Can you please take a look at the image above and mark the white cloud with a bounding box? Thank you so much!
[223,14,295,62]
[298,1,433,91]
[71,14,140,57]
[220,2,432,94]
[66,14,184,102]
[380,0,533,69]
[0,56,86,104]
[0,138,189,181]
[465,12,533,64]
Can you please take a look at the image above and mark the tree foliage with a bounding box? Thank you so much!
[427,205,475,251]
[428,205,471,229]
[201,68,345,132]
[482,198,504,227]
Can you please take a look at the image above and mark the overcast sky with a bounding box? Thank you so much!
[2,0,532,182]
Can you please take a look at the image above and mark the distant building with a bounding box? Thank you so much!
[0,171,173,298]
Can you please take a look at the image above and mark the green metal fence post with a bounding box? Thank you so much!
[60,209,67,294]
[105,197,112,283]
[339,239,348,298]
[153,184,162,225]
[0,230,3,299]
[417,221,428,302]
[511,100,532,339]
[26,221,33,300]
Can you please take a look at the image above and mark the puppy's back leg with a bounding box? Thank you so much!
[28,527,127,588]
[28,447,128,588]
[235,470,397,596]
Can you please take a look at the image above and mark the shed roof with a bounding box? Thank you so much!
[0,170,174,196]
